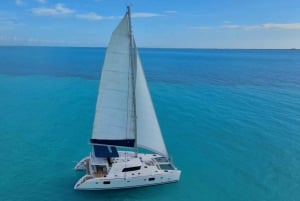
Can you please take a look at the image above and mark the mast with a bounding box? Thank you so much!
[127,6,138,157]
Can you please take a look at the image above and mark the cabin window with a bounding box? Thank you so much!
[159,164,175,170]
[148,177,155,181]
[103,181,110,184]
[122,166,141,172]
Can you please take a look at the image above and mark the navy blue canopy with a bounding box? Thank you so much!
[90,139,135,147]
[93,145,119,158]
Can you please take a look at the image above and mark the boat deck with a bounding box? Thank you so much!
[94,165,107,177]
[74,151,180,190]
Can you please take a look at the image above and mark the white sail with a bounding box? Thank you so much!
[91,9,168,156]
[91,13,135,146]
[135,49,169,157]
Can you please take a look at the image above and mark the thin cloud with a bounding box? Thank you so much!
[131,12,162,18]
[31,3,75,16]
[263,23,300,30]
[0,16,21,30]
[76,13,115,21]
[164,10,177,14]
[222,23,300,30]
[200,22,300,31]
[190,26,213,30]
[76,13,102,20]
[36,0,46,3]
[222,24,241,29]
[221,24,261,30]
[244,25,261,30]
[77,11,166,21]
[16,0,24,6]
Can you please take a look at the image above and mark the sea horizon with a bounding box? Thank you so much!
[0,44,299,50]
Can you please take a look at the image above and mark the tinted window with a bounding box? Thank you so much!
[122,166,141,172]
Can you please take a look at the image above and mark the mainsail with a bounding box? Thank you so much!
[91,8,168,157]
[91,12,135,148]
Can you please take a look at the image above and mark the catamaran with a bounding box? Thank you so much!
[74,7,181,190]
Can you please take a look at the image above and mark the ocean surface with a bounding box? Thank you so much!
[0,46,300,201]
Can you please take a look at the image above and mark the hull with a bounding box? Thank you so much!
[75,171,180,190]
[74,151,181,190]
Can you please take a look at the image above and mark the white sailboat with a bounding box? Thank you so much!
[74,7,181,190]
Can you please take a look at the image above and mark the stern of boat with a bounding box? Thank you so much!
[74,175,94,190]
[74,156,89,171]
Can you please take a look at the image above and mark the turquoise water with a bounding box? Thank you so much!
[0,47,300,201]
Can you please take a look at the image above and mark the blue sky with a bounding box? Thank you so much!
[0,0,300,48]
